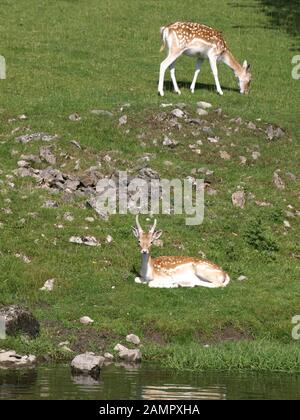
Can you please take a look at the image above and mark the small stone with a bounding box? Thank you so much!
[18,114,28,120]
[239,156,247,165]
[80,316,94,325]
[42,200,58,209]
[196,108,208,117]
[104,352,114,361]
[69,113,81,122]
[163,135,177,147]
[232,190,246,209]
[64,212,74,222]
[284,220,291,228]
[69,236,100,247]
[119,115,128,126]
[106,235,113,243]
[118,348,142,363]
[126,334,141,345]
[252,151,261,160]
[171,108,185,119]
[207,136,219,144]
[40,146,56,165]
[238,275,248,282]
[273,171,285,190]
[85,217,95,223]
[220,151,231,160]
[247,122,257,130]
[197,101,212,109]
[114,343,128,352]
[40,278,55,292]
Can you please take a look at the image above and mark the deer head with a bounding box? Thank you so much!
[132,216,162,254]
[238,60,252,94]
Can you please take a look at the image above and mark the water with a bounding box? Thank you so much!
[0,363,299,400]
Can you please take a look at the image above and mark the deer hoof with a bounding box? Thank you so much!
[158,90,164,97]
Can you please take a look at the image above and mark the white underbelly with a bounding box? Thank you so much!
[183,46,210,58]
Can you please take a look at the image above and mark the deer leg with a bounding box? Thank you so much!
[169,61,181,95]
[208,54,224,95]
[158,52,182,97]
[190,58,203,93]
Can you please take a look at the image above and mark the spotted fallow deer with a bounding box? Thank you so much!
[132,216,230,289]
[158,21,252,96]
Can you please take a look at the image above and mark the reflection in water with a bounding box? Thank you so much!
[0,363,300,400]
[142,385,226,400]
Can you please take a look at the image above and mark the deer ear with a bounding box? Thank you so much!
[131,226,139,238]
[246,63,251,72]
[153,230,163,240]
[243,60,248,69]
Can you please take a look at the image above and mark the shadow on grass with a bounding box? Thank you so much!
[229,1,300,49]
[163,80,240,94]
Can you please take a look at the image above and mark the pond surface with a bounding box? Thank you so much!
[0,363,300,400]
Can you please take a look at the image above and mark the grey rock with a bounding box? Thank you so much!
[126,334,141,345]
[118,348,142,363]
[114,343,128,352]
[39,278,55,292]
[232,190,246,209]
[104,352,114,361]
[119,115,128,126]
[273,170,285,190]
[69,236,100,247]
[266,125,285,141]
[0,350,36,369]
[197,101,212,109]
[238,275,248,282]
[171,108,185,119]
[0,305,40,338]
[69,113,81,122]
[163,135,178,147]
[16,133,58,143]
[139,167,160,180]
[220,151,231,160]
[40,147,56,165]
[196,108,208,116]
[247,122,257,130]
[42,200,58,209]
[71,352,105,378]
[80,316,94,325]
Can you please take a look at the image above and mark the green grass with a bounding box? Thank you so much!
[0,0,300,372]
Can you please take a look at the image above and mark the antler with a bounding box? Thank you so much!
[149,218,157,233]
[135,215,143,233]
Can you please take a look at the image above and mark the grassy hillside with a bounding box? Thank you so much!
[0,0,299,371]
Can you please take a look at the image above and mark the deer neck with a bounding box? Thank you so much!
[140,253,153,281]
[222,50,243,78]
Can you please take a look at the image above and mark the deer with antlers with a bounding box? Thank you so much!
[158,21,252,96]
[132,216,230,289]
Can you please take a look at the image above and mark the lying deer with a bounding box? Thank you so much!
[159,21,252,96]
[132,216,230,289]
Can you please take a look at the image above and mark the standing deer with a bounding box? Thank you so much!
[158,21,252,96]
[132,216,230,289]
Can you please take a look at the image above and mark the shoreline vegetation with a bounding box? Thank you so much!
[0,0,300,375]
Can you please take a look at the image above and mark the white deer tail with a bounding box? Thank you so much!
[160,26,169,52]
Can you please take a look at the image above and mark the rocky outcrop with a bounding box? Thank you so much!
[0,305,40,338]
[0,350,36,369]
